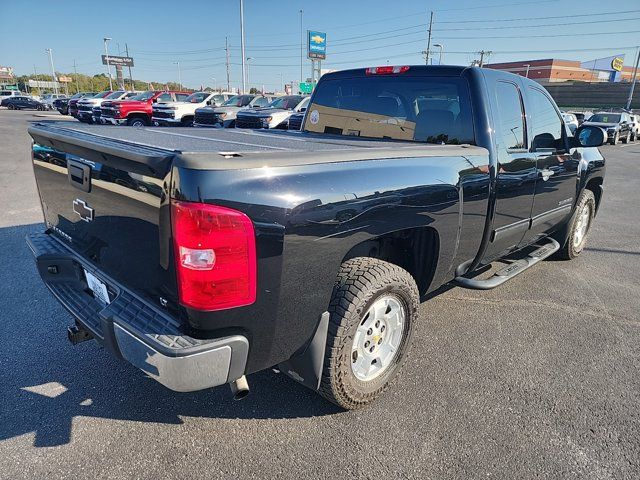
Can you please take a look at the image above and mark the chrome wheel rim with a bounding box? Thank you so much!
[351,294,405,382]
[573,203,591,249]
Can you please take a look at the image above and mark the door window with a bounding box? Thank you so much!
[528,88,564,152]
[157,93,172,102]
[495,82,526,151]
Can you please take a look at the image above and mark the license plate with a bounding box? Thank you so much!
[84,269,111,305]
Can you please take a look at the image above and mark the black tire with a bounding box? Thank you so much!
[631,133,636,142]
[7,104,15,110]
[557,189,596,260]
[318,257,419,410]
[621,131,630,144]
[609,132,618,145]
[180,117,194,127]
[127,116,148,127]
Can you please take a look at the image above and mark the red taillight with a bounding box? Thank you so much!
[365,65,410,75]
[171,200,257,311]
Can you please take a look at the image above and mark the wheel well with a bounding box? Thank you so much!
[342,226,439,294]
[585,177,603,214]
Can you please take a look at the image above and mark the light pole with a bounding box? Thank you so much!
[433,44,444,65]
[299,9,304,85]
[174,62,182,90]
[625,47,639,110]
[246,57,254,92]
[240,0,247,94]
[103,37,113,90]
[45,48,58,94]
[523,63,531,78]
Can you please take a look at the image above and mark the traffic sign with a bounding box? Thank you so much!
[299,82,315,94]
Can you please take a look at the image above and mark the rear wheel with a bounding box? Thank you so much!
[557,189,595,260]
[127,116,148,127]
[318,257,419,410]
[180,116,194,127]
[7,104,15,110]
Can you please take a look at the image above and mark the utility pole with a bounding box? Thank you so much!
[240,0,247,94]
[626,46,640,110]
[300,9,304,85]
[45,48,59,94]
[73,59,80,93]
[225,36,231,92]
[425,11,433,65]
[103,37,113,90]
[477,50,492,67]
[174,61,182,90]
[125,43,134,91]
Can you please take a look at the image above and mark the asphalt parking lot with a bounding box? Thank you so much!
[0,108,638,479]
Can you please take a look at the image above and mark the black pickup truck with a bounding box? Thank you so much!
[27,66,606,409]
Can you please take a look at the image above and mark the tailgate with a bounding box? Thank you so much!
[29,124,177,304]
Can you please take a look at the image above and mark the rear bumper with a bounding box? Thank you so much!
[27,232,249,392]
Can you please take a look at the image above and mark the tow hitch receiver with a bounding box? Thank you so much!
[67,324,94,345]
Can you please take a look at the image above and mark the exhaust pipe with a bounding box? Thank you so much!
[230,375,250,400]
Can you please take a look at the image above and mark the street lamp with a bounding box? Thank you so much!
[433,44,444,65]
[246,57,254,91]
[103,37,113,90]
[45,48,58,94]
[174,61,182,90]
[523,64,531,78]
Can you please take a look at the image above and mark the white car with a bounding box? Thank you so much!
[628,114,639,142]
[40,93,67,108]
[561,112,579,134]
[152,91,233,127]
[0,90,23,103]
[76,90,138,124]
[235,96,309,129]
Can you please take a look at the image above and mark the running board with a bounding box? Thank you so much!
[454,238,560,290]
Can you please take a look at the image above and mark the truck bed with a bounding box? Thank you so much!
[29,121,487,171]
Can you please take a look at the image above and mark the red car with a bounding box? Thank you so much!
[101,90,190,126]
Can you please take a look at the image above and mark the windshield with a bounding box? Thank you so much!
[589,113,620,123]
[223,95,254,107]
[305,75,475,144]
[185,92,209,103]
[94,91,110,98]
[268,95,304,110]
[106,90,126,99]
[130,91,155,101]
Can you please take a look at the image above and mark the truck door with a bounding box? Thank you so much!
[482,80,537,262]
[522,87,578,243]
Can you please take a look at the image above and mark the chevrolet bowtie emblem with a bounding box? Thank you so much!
[73,199,94,222]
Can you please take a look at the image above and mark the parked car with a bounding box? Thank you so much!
[26,65,607,410]
[40,93,67,109]
[54,92,96,115]
[582,111,633,144]
[628,114,639,141]
[152,91,232,127]
[77,90,140,124]
[561,112,579,134]
[568,111,591,126]
[101,90,191,126]
[70,91,110,118]
[235,95,309,129]
[193,94,273,128]
[0,90,23,103]
[2,95,48,110]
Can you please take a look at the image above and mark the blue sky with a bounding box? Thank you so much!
[1,0,638,91]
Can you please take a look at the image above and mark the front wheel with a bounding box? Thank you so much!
[609,132,618,145]
[557,189,595,260]
[621,131,630,144]
[318,257,419,410]
[127,117,147,127]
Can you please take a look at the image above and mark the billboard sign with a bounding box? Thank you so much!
[58,76,73,83]
[0,66,14,79]
[308,31,326,60]
[101,55,134,67]
[611,57,624,72]
[28,80,60,88]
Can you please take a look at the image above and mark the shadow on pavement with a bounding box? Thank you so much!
[0,223,341,448]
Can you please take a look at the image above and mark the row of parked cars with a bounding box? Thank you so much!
[54,89,310,130]
[0,90,69,110]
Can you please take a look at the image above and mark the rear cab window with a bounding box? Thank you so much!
[304,73,475,144]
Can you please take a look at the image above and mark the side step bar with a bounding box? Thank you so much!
[454,238,560,290]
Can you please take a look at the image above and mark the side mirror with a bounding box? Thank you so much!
[152,98,157,103]
[299,107,307,112]
[575,125,605,147]
[206,100,212,105]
